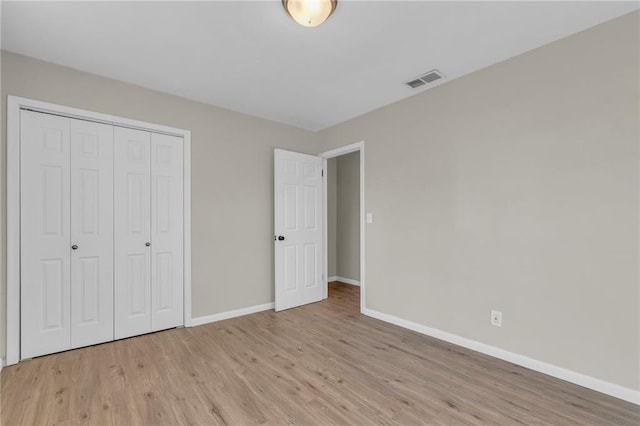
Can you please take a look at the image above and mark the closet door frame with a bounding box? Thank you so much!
[7,96,192,366]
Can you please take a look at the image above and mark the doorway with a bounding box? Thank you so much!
[326,151,361,308]
[320,142,365,313]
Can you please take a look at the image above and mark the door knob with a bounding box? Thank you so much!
[277,236,285,241]
[71,245,78,250]
[145,242,151,247]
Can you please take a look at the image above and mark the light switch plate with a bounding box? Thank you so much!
[366,213,373,223]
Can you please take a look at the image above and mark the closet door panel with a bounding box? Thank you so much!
[70,119,114,348]
[20,110,72,359]
[114,127,152,339]
[151,133,184,331]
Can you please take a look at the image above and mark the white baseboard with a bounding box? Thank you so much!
[362,308,639,405]
[328,276,360,286]
[0,358,4,371]
[191,302,274,327]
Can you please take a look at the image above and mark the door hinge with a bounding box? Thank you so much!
[322,169,324,177]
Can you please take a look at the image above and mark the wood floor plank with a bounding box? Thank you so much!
[1,282,638,425]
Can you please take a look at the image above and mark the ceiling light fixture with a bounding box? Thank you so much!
[282,0,337,28]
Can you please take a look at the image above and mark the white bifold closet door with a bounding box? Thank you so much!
[20,110,114,359]
[20,110,184,358]
[114,127,152,339]
[70,119,114,349]
[114,128,184,339]
[150,133,184,332]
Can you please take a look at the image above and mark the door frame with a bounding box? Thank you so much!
[319,141,365,313]
[6,96,193,366]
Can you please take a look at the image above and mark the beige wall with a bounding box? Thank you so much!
[0,50,318,359]
[336,152,360,281]
[318,12,640,391]
[327,152,361,281]
[327,158,337,277]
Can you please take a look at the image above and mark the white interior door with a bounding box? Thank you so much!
[70,119,114,348]
[114,127,152,339]
[20,110,72,359]
[151,133,184,331]
[274,149,323,311]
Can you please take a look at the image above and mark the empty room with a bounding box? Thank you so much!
[0,1,639,425]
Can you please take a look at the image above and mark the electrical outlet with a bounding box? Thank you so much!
[491,310,502,327]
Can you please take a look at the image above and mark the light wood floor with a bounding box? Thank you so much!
[1,282,638,425]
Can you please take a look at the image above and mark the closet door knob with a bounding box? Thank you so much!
[71,245,78,250]
[145,242,151,247]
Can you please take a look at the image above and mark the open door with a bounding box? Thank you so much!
[274,149,323,311]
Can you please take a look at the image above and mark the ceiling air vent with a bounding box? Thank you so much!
[405,69,444,89]
[406,78,426,89]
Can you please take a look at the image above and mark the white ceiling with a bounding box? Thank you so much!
[2,1,637,131]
